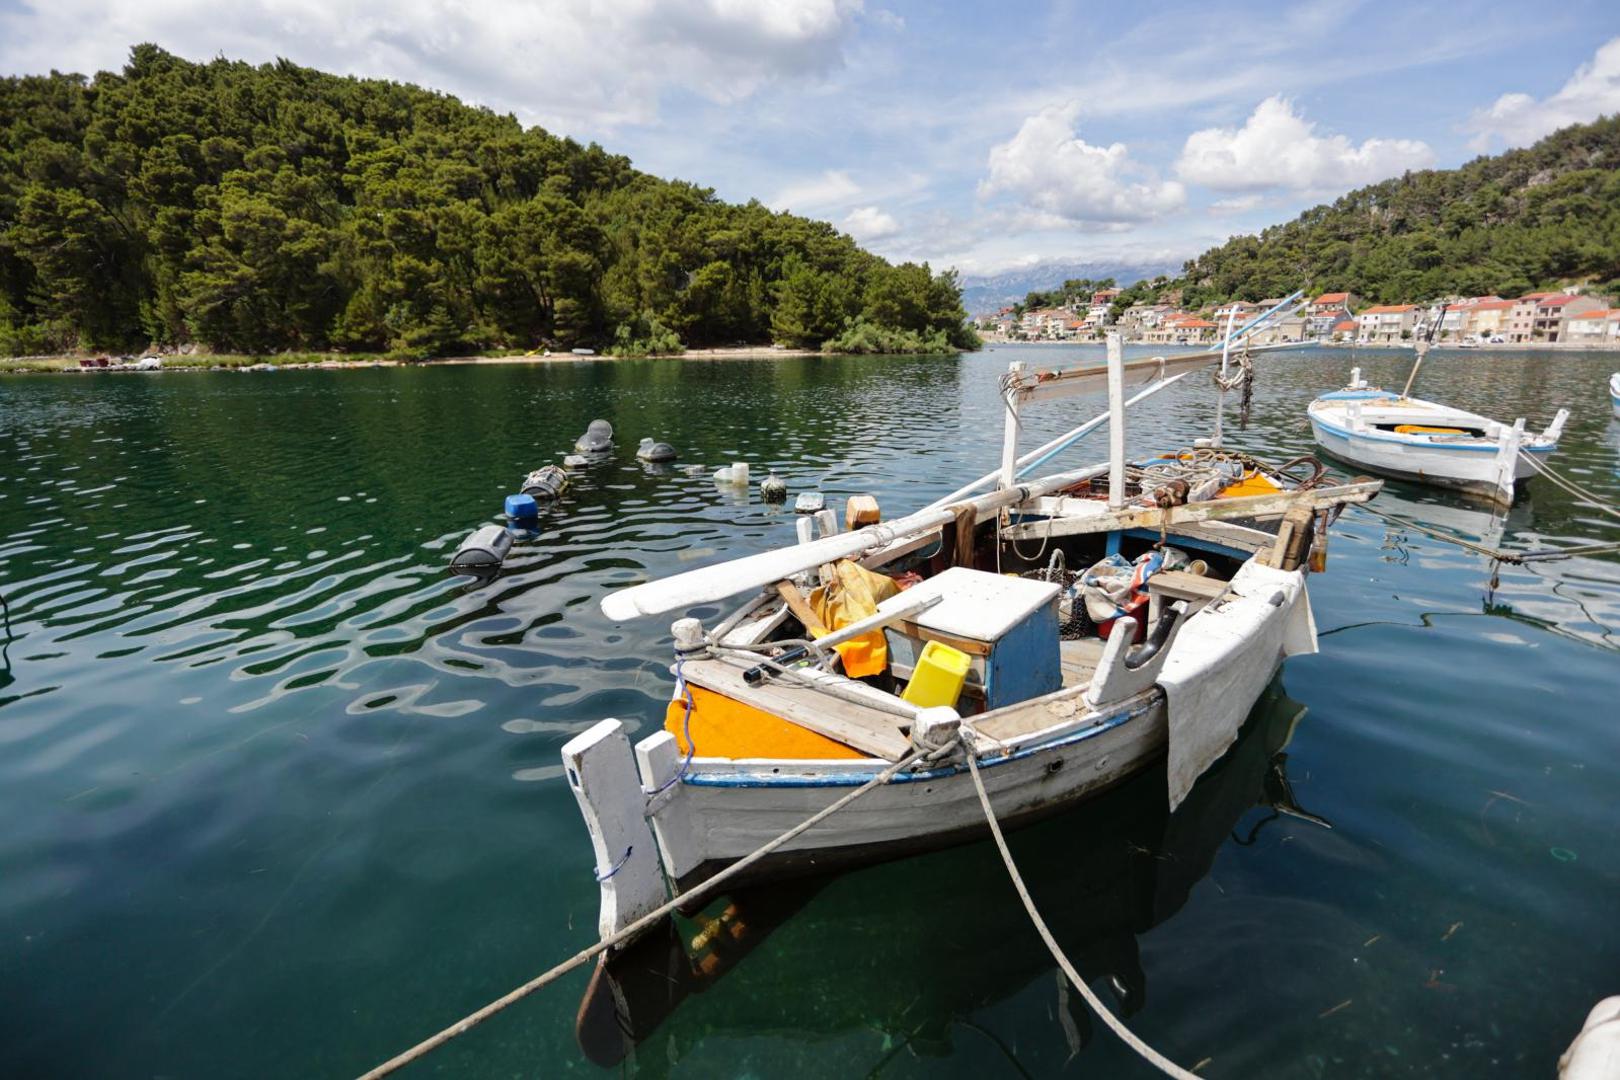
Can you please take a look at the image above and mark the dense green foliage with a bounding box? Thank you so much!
[1174,115,1620,308]
[0,45,976,357]
[820,315,957,354]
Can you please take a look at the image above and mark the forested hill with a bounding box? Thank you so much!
[1175,115,1620,308]
[0,45,975,357]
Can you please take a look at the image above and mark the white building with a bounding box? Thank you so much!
[1356,304,1418,343]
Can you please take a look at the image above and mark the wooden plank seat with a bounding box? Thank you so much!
[676,657,911,761]
[1146,570,1228,624]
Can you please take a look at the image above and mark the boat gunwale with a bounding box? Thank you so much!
[1307,406,1558,453]
[670,691,1161,788]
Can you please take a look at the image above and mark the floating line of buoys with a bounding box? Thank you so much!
[451,419,692,578]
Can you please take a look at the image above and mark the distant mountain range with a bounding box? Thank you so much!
[958,260,1182,315]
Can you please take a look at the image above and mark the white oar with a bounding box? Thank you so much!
[599,465,1101,622]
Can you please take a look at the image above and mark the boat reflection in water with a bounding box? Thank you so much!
[575,677,1327,1070]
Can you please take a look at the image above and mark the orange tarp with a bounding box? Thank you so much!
[665,684,864,760]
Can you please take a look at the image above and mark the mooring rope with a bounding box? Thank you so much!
[1356,503,1620,564]
[1518,451,1620,522]
[963,748,1202,1080]
[1356,504,1526,563]
[356,745,934,1080]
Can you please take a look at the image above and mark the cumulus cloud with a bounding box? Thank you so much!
[1176,96,1433,192]
[978,104,1185,225]
[842,205,900,240]
[771,169,862,212]
[1468,36,1620,149]
[0,0,865,131]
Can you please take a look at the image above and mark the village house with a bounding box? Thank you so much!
[1433,297,1503,339]
[1213,300,1259,327]
[1529,293,1606,342]
[1329,317,1358,343]
[1119,303,1171,333]
[1563,308,1619,344]
[1246,314,1308,345]
[1307,292,1359,337]
[1504,292,1561,342]
[1357,304,1418,344]
[1462,299,1514,340]
[1159,315,1216,344]
[1141,313,1202,344]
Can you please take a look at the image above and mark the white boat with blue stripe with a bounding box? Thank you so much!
[1308,366,1567,507]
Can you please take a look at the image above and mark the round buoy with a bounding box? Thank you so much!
[574,418,614,454]
[760,471,787,502]
[637,437,677,463]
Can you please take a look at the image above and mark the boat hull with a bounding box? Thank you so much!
[1309,418,1539,497]
[670,692,1171,893]
[563,559,1314,946]
[1306,395,1556,506]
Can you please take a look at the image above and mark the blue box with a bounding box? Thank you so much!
[504,493,539,523]
[881,567,1062,711]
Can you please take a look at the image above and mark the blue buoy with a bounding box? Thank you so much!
[505,493,539,523]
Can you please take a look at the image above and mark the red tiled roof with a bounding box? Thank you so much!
[1468,299,1514,311]
[1362,304,1415,314]
[1536,295,1579,307]
[1173,318,1217,328]
[1332,318,1357,331]
[1570,309,1615,320]
[1314,292,1349,304]
[1519,291,1560,300]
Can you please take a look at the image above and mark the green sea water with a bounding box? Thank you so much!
[1,345,1617,1078]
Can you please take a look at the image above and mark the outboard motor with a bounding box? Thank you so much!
[636,437,677,463]
[521,465,570,500]
[574,419,614,454]
[450,525,513,577]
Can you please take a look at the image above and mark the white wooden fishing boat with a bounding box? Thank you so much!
[564,331,1379,951]
[1308,366,1567,507]
[575,679,1323,1067]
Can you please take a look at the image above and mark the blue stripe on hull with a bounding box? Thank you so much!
[681,698,1156,788]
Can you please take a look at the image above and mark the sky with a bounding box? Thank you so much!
[3,0,1620,277]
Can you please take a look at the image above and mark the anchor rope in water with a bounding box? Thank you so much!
[963,745,1202,1080]
[355,744,936,1079]
[1355,504,1620,564]
[1517,451,1620,523]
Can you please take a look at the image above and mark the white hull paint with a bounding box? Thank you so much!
[567,559,1313,942]
[1308,416,1542,495]
[1610,373,1619,419]
[1307,391,1563,506]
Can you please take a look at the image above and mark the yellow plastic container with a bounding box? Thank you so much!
[901,640,971,709]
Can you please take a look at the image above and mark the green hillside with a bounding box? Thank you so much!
[0,45,974,357]
[1176,115,1620,308]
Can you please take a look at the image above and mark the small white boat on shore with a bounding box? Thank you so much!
[563,331,1379,953]
[1308,367,1566,507]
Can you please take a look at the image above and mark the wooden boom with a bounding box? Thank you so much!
[1002,480,1382,541]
